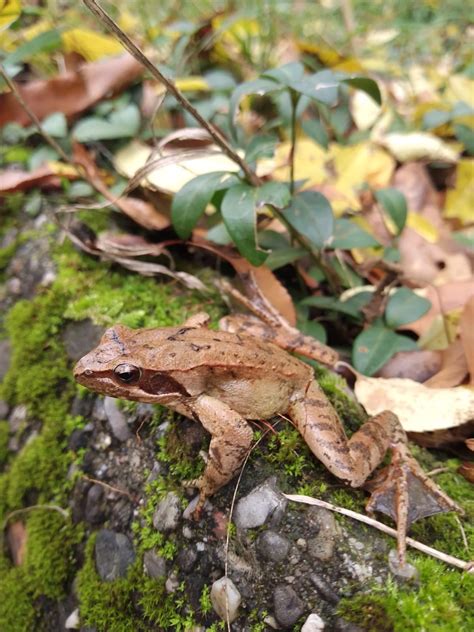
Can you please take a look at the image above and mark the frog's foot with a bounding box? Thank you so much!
[365,444,463,565]
[182,477,209,520]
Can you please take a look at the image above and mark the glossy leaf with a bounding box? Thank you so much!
[265,246,307,270]
[302,291,373,318]
[245,134,278,162]
[331,218,379,249]
[229,78,280,127]
[301,119,329,149]
[256,181,291,208]
[375,188,408,234]
[285,191,334,248]
[221,184,268,265]
[171,171,232,239]
[263,61,305,86]
[353,326,417,376]
[41,112,67,138]
[73,104,140,141]
[385,288,431,328]
[341,76,382,105]
[289,69,339,106]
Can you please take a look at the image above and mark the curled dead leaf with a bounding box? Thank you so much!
[424,340,469,389]
[0,164,77,193]
[377,349,442,383]
[6,521,27,567]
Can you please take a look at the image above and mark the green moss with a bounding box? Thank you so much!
[0,567,36,632]
[0,421,8,466]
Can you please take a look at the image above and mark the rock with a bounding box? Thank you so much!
[85,484,105,524]
[62,320,104,362]
[92,398,108,422]
[165,571,180,594]
[310,573,339,604]
[8,404,27,433]
[68,427,92,452]
[152,492,182,533]
[302,613,326,631]
[177,546,198,572]
[388,549,419,583]
[234,478,287,529]
[334,618,364,632]
[210,577,242,623]
[65,608,80,629]
[70,393,94,418]
[143,549,167,579]
[0,339,11,382]
[306,508,337,562]
[113,498,133,528]
[273,584,305,628]
[256,530,291,563]
[0,399,9,419]
[103,397,132,441]
[94,529,135,581]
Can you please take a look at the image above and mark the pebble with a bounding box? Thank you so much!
[0,399,9,419]
[273,584,305,628]
[84,484,105,524]
[152,492,182,533]
[0,339,11,383]
[62,319,104,362]
[165,571,180,594]
[210,577,242,623]
[103,397,132,441]
[8,404,27,433]
[302,613,326,631]
[143,549,167,579]
[64,608,80,629]
[177,546,198,572]
[310,572,340,604]
[256,530,291,563]
[306,507,337,561]
[94,529,135,581]
[234,478,287,529]
[388,549,419,583]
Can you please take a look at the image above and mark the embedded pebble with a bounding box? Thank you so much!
[306,507,337,561]
[0,399,9,419]
[165,571,180,593]
[8,404,27,433]
[388,549,419,583]
[62,319,104,362]
[302,613,326,631]
[234,478,287,529]
[64,608,80,629]
[256,530,291,563]
[95,529,135,581]
[0,339,11,382]
[310,572,340,604]
[273,584,305,627]
[152,492,182,532]
[84,484,105,524]
[177,546,198,572]
[143,549,167,579]
[210,577,242,623]
[104,397,132,441]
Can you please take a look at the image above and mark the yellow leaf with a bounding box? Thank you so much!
[296,38,345,68]
[47,161,80,177]
[445,75,474,109]
[381,132,459,162]
[211,16,260,64]
[62,29,123,61]
[406,212,439,243]
[350,90,382,131]
[272,139,328,188]
[175,77,210,92]
[117,11,139,32]
[0,0,20,31]
[444,159,474,225]
[417,311,461,351]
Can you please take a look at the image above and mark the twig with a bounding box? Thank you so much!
[82,475,136,501]
[1,504,69,549]
[284,493,473,572]
[289,92,298,195]
[82,0,261,187]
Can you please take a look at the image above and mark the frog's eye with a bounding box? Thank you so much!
[114,363,141,384]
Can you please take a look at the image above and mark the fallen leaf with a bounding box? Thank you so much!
[0,0,20,31]
[6,521,27,566]
[423,340,468,388]
[354,374,474,432]
[376,349,442,383]
[444,159,474,226]
[61,28,123,61]
[272,138,328,189]
[350,90,382,130]
[380,132,459,163]
[460,297,474,385]
[0,53,143,126]
[0,163,77,192]
[458,463,474,484]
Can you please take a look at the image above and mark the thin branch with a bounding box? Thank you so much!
[289,92,298,195]
[284,493,473,572]
[82,0,261,187]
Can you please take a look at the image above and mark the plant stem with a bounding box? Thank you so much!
[82,0,261,187]
[289,91,298,195]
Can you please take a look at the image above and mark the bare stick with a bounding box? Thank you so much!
[284,493,473,572]
[82,0,261,187]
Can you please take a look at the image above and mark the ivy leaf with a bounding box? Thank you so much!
[353,326,417,376]
[245,134,278,163]
[341,76,382,105]
[331,218,380,249]
[221,184,267,265]
[385,288,431,328]
[285,191,334,248]
[289,70,339,106]
[256,181,291,208]
[375,188,407,234]
[171,171,234,239]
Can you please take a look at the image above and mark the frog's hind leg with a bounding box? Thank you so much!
[289,380,462,565]
[184,395,253,516]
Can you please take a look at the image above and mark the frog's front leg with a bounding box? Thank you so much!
[289,381,462,565]
[184,395,253,515]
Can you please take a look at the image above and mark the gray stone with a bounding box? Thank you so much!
[234,478,287,529]
[113,498,133,528]
[211,577,241,623]
[152,492,182,533]
[85,484,105,524]
[273,584,305,628]
[8,404,27,433]
[0,339,11,382]
[310,573,340,604]
[256,530,291,563]
[388,549,419,583]
[177,546,198,572]
[0,399,8,419]
[306,507,337,561]
[103,397,132,441]
[65,608,80,629]
[92,398,108,422]
[302,613,325,631]
[62,320,104,362]
[94,529,135,581]
[143,549,167,579]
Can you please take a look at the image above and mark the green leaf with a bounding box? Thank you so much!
[5,29,62,65]
[454,124,474,155]
[41,112,67,139]
[375,188,408,234]
[385,288,431,328]
[206,222,232,245]
[289,69,339,106]
[285,191,334,248]
[221,184,268,265]
[331,218,380,249]
[262,61,305,86]
[72,104,140,141]
[229,78,280,128]
[341,76,382,105]
[28,146,58,170]
[68,181,95,199]
[171,171,233,239]
[256,181,291,208]
[297,319,327,344]
[422,109,452,129]
[302,119,329,149]
[265,247,307,270]
[353,326,417,375]
[302,291,373,318]
[245,134,278,163]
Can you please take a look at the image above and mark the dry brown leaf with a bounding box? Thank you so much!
[460,297,474,386]
[423,340,468,388]
[376,349,442,382]
[457,462,474,485]
[0,164,75,193]
[6,521,27,567]
[355,373,474,432]
[0,54,143,126]
[95,233,169,258]
[467,438,474,451]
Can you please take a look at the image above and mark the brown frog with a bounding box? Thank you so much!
[74,311,461,565]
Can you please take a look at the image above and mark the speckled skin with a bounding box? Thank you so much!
[74,313,461,562]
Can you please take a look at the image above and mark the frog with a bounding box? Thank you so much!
[74,310,461,565]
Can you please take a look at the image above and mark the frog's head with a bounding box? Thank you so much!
[73,325,187,404]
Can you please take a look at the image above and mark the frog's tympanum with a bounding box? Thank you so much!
[74,312,461,565]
